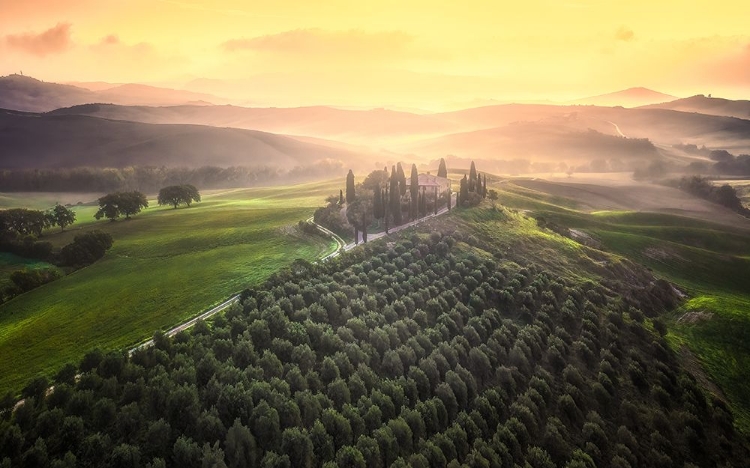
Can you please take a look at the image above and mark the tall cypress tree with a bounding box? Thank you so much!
[346,170,355,203]
[339,189,344,205]
[374,184,383,220]
[447,186,452,211]
[390,165,402,226]
[383,181,389,233]
[396,163,407,196]
[482,174,487,198]
[437,158,448,178]
[460,175,469,207]
[469,161,477,192]
[410,164,419,221]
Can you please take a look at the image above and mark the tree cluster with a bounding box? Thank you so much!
[95,192,149,221]
[674,176,749,216]
[157,185,201,209]
[456,162,487,208]
[1,230,745,468]
[322,158,472,242]
[3,268,62,302]
[59,231,114,268]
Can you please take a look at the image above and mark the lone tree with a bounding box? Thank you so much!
[158,185,201,209]
[47,204,76,232]
[437,158,448,178]
[95,191,148,221]
[346,170,356,203]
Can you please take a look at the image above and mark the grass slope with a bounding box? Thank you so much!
[0,180,341,395]
[495,179,750,432]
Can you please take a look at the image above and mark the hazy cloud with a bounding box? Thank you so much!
[100,34,120,45]
[615,26,634,42]
[222,28,415,58]
[5,22,72,56]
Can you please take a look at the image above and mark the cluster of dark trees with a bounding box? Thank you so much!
[0,206,77,239]
[157,185,201,209]
[1,230,746,467]
[95,192,149,221]
[673,176,749,216]
[456,162,488,208]
[0,230,114,303]
[0,164,346,193]
[0,203,113,301]
[59,231,115,268]
[4,268,62,299]
[318,158,483,242]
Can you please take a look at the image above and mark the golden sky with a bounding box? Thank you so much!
[1,0,749,108]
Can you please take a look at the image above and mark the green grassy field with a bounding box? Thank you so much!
[0,180,342,395]
[495,180,750,433]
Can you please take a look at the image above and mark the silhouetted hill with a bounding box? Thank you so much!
[570,87,676,107]
[0,75,97,113]
[0,109,362,170]
[0,75,228,112]
[48,103,456,143]
[640,95,750,120]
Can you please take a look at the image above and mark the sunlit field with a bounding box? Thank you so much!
[0,180,341,395]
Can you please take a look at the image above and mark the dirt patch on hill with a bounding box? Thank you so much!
[642,247,686,262]
[677,310,714,324]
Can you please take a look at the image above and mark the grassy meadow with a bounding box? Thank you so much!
[494,179,750,433]
[0,180,342,395]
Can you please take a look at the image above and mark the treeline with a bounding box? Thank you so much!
[1,231,745,467]
[0,163,347,193]
[671,145,750,176]
[672,176,749,216]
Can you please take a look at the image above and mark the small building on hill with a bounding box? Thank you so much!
[418,174,450,191]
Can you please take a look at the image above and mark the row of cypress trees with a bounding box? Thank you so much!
[344,158,483,243]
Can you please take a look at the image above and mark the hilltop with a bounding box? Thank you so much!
[0,75,228,112]
[641,94,750,120]
[570,87,677,107]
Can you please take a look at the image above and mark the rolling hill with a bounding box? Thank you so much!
[48,103,457,143]
[641,95,750,120]
[570,87,677,107]
[0,75,229,112]
[0,109,363,170]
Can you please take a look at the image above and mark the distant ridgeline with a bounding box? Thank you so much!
[0,164,346,193]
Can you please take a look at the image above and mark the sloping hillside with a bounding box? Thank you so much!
[570,87,676,107]
[0,75,228,112]
[0,109,361,170]
[641,95,750,120]
[48,103,457,143]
